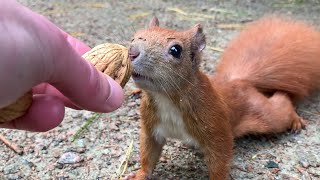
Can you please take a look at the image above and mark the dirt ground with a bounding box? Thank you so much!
[1,0,320,179]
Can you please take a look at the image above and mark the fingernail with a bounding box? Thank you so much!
[104,76,124,112]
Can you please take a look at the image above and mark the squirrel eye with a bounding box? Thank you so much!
[169,45,182,59]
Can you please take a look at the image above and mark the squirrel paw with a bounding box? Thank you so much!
[291,117,306,133]
[123,173,135,180]
[123,171,151,180]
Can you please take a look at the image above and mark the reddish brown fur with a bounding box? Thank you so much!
[216,16,320,100]
[213,17,320,137]
[136,72,233,179]
[127,16,320,180]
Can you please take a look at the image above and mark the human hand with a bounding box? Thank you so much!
[0,1,124,132]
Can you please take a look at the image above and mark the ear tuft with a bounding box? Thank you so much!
[149,16,159,28]
[191,24,206,52]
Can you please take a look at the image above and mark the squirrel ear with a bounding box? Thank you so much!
[149,16,159,27]
[190,24,206,52]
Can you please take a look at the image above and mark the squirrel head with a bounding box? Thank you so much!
[129,17,206,93]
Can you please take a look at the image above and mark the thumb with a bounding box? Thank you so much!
[25,5,125,112]
[51,37,125,112]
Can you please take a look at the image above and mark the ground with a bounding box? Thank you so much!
[1,0,320,179]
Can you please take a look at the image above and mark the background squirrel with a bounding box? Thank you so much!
[125,16,320,180]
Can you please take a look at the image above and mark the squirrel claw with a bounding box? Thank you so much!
[290,117,306,133]
[123,171,152,180]
[123,173,136,180]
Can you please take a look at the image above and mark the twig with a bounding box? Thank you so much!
[0,134,23,155]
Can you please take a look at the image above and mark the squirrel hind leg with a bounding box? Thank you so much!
[233,91,306,138]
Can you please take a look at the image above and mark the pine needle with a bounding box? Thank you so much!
[189,13,215,19]
[71,113,102,142]
[217,23,244,29]
[112,139,134,179]
[207,46,224,52]
[129,12,151,20]
[70,32,86,37]
[167,7,215,20]
[167,7,188,15]
[89,3,108,8]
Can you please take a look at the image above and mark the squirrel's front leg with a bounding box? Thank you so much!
[203,140,233,180]
[193,123,233,180]
[134,126,165,180]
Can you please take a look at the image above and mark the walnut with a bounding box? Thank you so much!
[82,43,132,88]
[0,91,33,123]
[0,43,132,123]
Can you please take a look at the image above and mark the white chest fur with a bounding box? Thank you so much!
[152,93,198,146]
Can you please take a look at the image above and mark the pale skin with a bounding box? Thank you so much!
[0,0,124,132]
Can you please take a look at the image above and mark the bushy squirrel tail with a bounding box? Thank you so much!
[216,16,320,100]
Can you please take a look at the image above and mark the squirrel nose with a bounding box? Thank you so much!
[129,46,140,61]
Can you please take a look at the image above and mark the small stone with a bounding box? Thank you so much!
[298,151,320,168]
[135,99,141,105]
[21,159,36,169]
[75,139,87,148]
[86,154,94,161]
[308,167,320,176]
[47,164,55,171]
[52,149,61,158]
[136,109,140,116]
[35,143,47,150]
[55,163,64,169]
[159,157,167,163]
[108,123,119,131]
[127,109,136,117]
[3,164,19,174]
[281,174,300,180]
[82,111,93,120]
[7,174,20,180]
[246,165,254,172]
[115,134,124,141]
[58,152,83,164]
[71,111,82,118]
[127,102,136,107]
[299,159,310,168]
[265,160,279,169]
[271,168,280,174]
[75,147,86,153]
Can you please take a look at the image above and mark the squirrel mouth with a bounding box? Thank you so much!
[132,71,153,82]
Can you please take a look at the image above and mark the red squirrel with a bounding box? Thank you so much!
[126,16,320,179]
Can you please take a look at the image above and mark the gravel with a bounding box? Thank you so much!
[1,0,320,179]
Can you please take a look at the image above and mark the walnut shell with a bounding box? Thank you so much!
[0,43,132,123]
[0,91,32,123]
[82,43,132,88]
